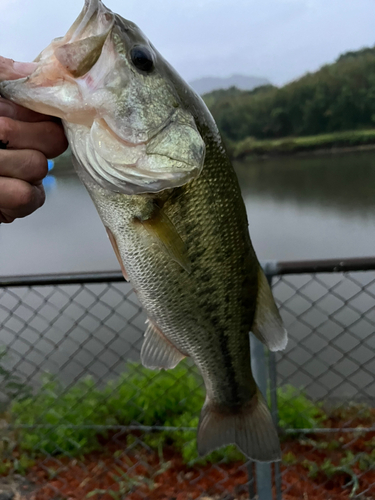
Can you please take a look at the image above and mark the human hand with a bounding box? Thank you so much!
[0,56,68,223]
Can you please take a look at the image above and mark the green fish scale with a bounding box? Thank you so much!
[88,133,259,409]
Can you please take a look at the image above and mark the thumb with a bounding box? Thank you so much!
[0,56,38,81]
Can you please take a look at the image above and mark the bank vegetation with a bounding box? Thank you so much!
[203,46,375,158]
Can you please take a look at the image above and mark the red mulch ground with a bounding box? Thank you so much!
[3,411,375,500]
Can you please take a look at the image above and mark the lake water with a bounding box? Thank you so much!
[1,150,375,401]
[1,150,375,276]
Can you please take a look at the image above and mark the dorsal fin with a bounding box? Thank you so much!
[251,268,288,352]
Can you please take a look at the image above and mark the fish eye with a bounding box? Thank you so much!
[130,46,154,73]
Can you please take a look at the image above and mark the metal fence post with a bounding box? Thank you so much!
[269,350,282,500]
[263,262,282,500]
[264,266,282,500]
[250,331,273,500]
[247,461,256,500]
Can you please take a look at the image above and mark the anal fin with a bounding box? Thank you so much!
[141,319,186,370]
[252,268,288,352]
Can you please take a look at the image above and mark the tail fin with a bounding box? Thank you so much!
[197,389,280,462]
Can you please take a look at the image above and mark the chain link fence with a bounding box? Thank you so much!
[1,258,375,500]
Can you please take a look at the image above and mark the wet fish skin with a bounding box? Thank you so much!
[0,0,287,461]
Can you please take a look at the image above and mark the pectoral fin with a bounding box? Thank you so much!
[139,208,191,273]
[252,268,288,352]
[141,319,186,370]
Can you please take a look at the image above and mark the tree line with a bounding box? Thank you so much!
[203,46,375,142]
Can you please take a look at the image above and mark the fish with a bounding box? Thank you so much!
[0,0,287,461]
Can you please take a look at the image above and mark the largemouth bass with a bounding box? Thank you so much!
[0,0,287,461]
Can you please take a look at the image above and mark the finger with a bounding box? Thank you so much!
[0,149,48,184]
[0,56,37,80]
[0,57,51,123]
[0,117,68,158]
[0,97,54,123]
[0,177,45,220]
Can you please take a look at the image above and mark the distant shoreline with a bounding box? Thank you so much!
[228,129,375,160]
[50,130,375,176]
[232,143,375,161]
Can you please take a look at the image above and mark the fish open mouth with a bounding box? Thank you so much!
[0,0,115,120]
[0,0,206,195]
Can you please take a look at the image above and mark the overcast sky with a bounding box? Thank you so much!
[0,0,374,86]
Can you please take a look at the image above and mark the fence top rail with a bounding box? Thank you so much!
[263,256,375,276]
[1,256,375,287]
[0,270,124,288]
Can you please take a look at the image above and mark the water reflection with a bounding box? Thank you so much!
[0,175,118,276]
[1,150,375,275]
[235,150,375,217]
[235,151,375,261]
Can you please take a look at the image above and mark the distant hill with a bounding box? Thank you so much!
[189,74,270,95]
[203,46,375,142]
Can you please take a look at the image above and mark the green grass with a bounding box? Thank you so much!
[276,385,326,431]
[230,129,375,159]
[11,363,204,459]
[6,360,325,466]
[302,451,363,497]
